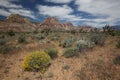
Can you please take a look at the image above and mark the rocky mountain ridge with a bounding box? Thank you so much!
[0,14,98,32]
[37,17,73,31]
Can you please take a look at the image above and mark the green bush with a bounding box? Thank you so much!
[115,30,120,36]
[0,45,15,54]
[89,34,106,46]
[36,33,45,40]
[75,40,95,52]
[44,48,58,59]
[70,29,76,34]
[76,40,88,52]
[59,38,75,48]
[0,34,5,39]
[113,55,120,65]
[0,39,6,45]
[116,38,120,48]
[63,47,78,58]
[18,35,26,43]
[22,51,51,72]
[7,30,15,36]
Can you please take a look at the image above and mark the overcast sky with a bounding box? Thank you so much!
[0,0,120,27]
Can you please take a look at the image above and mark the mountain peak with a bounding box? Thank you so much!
[6,14,29,23]
[44,17,59,24]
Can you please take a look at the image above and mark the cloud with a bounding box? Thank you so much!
[37,5,81,22]
[9,9,36,19]
[0,9,10,16]
[37,5,73,17]
[75,0,120,26]
[0,0,36,19]
[45,0,72,4]
[0,0,22,8]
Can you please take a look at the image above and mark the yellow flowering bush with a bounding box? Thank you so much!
[22,51,51,72]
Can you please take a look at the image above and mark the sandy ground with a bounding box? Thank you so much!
[0,36,120,80]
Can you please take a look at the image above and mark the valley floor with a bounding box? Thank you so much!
[0,35,120,80]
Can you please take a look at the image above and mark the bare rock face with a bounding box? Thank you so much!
[0,14,36,32]
[62,22,73,30]
[38,17,73,31]
[6,14,26,23]
[44,17,59,25]
[39,17,59,28]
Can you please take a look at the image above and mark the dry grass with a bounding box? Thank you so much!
[0,33,120,80]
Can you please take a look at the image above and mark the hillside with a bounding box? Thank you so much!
[0,14,36,32]
[38,17,73,31]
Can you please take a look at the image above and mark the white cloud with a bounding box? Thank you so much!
[9,9,36,19]
[0,0,36,19]
[45,0,72,4]
[0,0,22,8]
[37,5,73,17]
[37,5,81,21]
[75,0,120,26]
[75,0,120,17]
[0,9,11,16]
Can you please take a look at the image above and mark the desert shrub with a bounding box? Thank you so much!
[50,36,60,41]
[75,40,95,52]
[36,33,45,40]
[0,34,5,39]
[116,38,120,48]
[87,40,95,49]
[44,48,58,59]
[115,30,120,36]
[59,38,75,48]
[76,40,88,52]
[18,34,26,43]
[114,55,120,65]
[41,28,51,36]
[63,47,79,58]
[89,33,106,46]
[0,45,15,54]
[108,29,116,36]
[71,29,77,34]
[0,38,6,45]
[22,51,51,72]
[7,30,15,36]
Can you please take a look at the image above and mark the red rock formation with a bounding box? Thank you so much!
[38,17,73,31]
[0,14,36,32]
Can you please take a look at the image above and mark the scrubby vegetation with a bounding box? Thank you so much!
[22,51,51,72]
[114,55,120,65]
[59,37,75,48]
[44,48,58,59]
[116,37,120,48]
[0,38,6,45]
[89,33,106,46]
[75,39,95,52]
[18,34,26,43]
[35,33,45,40]
[0,45,15,54]
[63,47,78,58]
[7,30,15,36]
[0,29,120,80]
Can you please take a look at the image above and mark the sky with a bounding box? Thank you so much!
[0,0,120,27]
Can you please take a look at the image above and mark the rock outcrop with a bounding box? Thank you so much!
[37,17,73,31]
[0,14,36,32]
